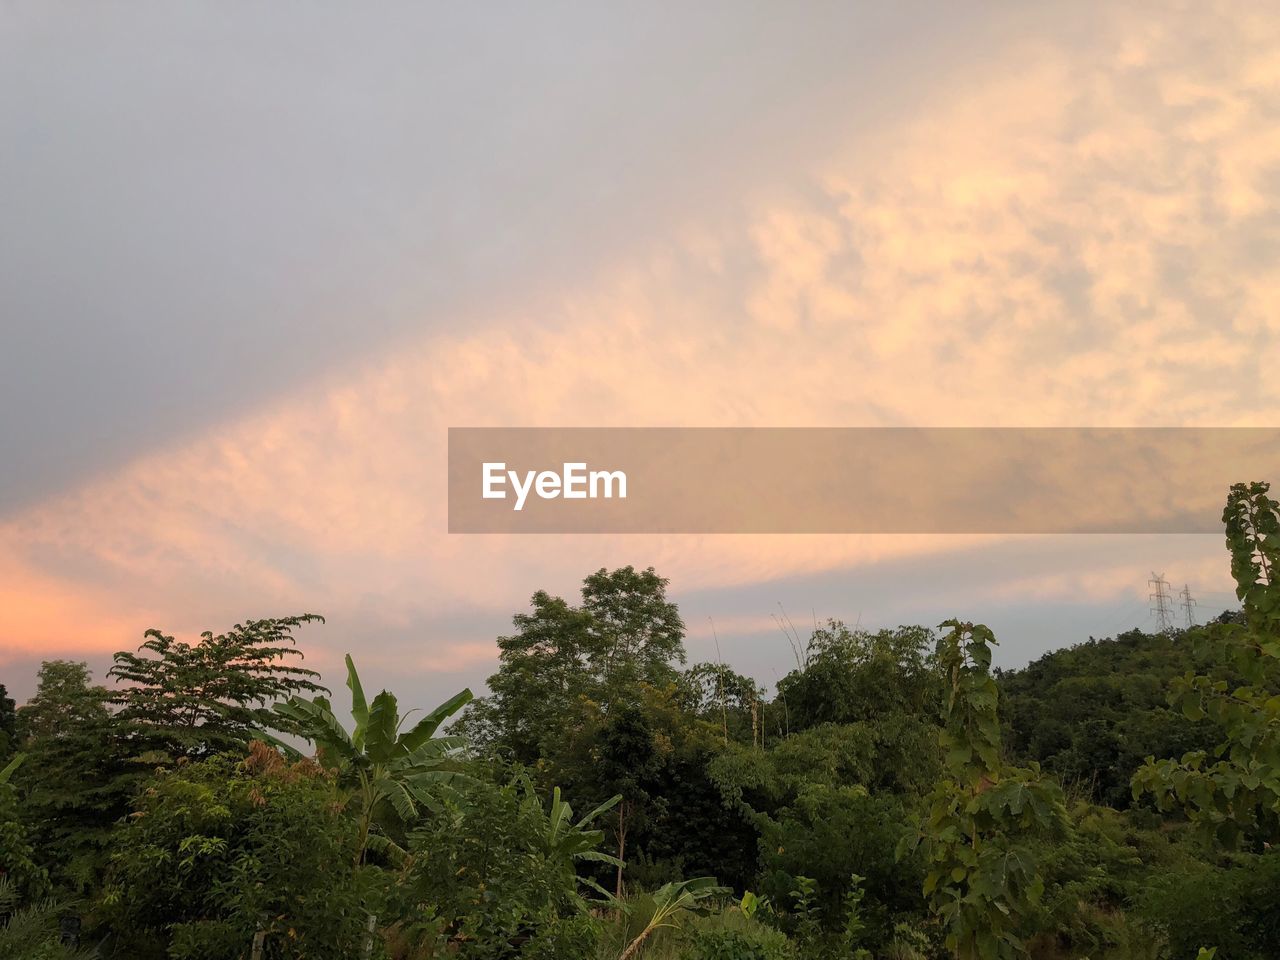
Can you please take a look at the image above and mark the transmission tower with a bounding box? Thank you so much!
[1149,572,1174,634]
[1179,584,1197,628]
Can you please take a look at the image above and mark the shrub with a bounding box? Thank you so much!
[681,910,795,960]
[1139,851,1280,959]
[101,743,383,960]
[684,929,777,960]
[757,785,920,943]
[398,773,606,960]
[0,876,95,960]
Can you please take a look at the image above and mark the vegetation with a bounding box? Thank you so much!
[272,654,473,864]
[907,622,1066,960]
[1133,482,1280,848]
[3,488,1279,958]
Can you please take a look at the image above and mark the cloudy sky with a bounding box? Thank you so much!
[2,1,1275,705]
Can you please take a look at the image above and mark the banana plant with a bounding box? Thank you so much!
[271,654,473,864]
[616,876,724,960]
[520,783,623,896]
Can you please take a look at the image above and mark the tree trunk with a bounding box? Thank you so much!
[614,802,628,901]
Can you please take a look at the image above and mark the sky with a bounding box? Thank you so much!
[1,1,1276,706]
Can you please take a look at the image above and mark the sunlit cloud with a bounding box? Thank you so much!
[2,0,1275,687]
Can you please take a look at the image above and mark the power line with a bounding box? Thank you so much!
[1179,584,1197,629]
[1149,572,1174,634]
[1092,598,1153,639]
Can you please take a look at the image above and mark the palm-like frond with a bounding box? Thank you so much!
[0,753,24,784]
[363,832,409,867]
[345,654,370,751]
[272,697,356,761]
[364,692,400,764]
[261,655,474,865]
[397,688,473,755]
[0,877,97,960]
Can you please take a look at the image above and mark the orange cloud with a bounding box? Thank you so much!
[1,0,1275,674]
[0,544,160,664]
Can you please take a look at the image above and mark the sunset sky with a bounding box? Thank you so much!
[2,2,1276,705]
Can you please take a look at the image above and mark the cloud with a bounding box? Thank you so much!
[0,543,161,664]
[0,1,1010,510]
[1,0,1274,689]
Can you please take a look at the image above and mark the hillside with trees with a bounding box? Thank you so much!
[3,483,1280,959]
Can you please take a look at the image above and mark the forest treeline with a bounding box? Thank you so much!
[2,482,1280,959]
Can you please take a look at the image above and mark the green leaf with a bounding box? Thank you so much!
[577,793,622,828]
[345,654,369,750]
[397,688,474,755]
[365,691,400,763]
[273,696,357,762]
[383,777,418,823]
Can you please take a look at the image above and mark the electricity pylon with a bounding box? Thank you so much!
[1149,572,1174,634]
[1179,584,1197,629]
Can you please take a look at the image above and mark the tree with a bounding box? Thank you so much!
[595,703,662,899]
[16,661,110,744]
[581,566,685,694]
[462,567,687,764]
[0,684,15,760]
[107,615,328,758]
[906,621,1067,960]
[1133,481,1280,847]
[0,754,49,900]
[272,654,472,864]
[13,661,132,893]
[679,662,765,746]
[775,623,940,732]
[461,591,596,763]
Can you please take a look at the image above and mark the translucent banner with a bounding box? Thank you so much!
[447,427,1280,533]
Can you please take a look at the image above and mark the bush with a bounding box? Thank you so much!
[681,911,795,960]
[756,786,920,944]
[0,876,94,960]
[398,773,604,960]
[1139,850,1280,959]
[684,929,793,960]
[101,743,383,960]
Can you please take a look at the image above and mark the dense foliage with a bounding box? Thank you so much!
[108,615,328,758]
[3,486,1279,958]
[101,744,381,960]
[1133,481,1280,849]
[1001,630,1228,808]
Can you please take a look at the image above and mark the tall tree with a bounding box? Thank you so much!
[16,661,109,742]
[462,567,686,763]
[581,566,686,693]
[107,615,327,758]
[907,621,1067,960]
[775,622,940,731]
[461,591,596,763]
[0,683,15,759]
[14,661,133,892]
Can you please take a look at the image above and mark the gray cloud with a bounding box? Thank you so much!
[0,1,1024,510]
